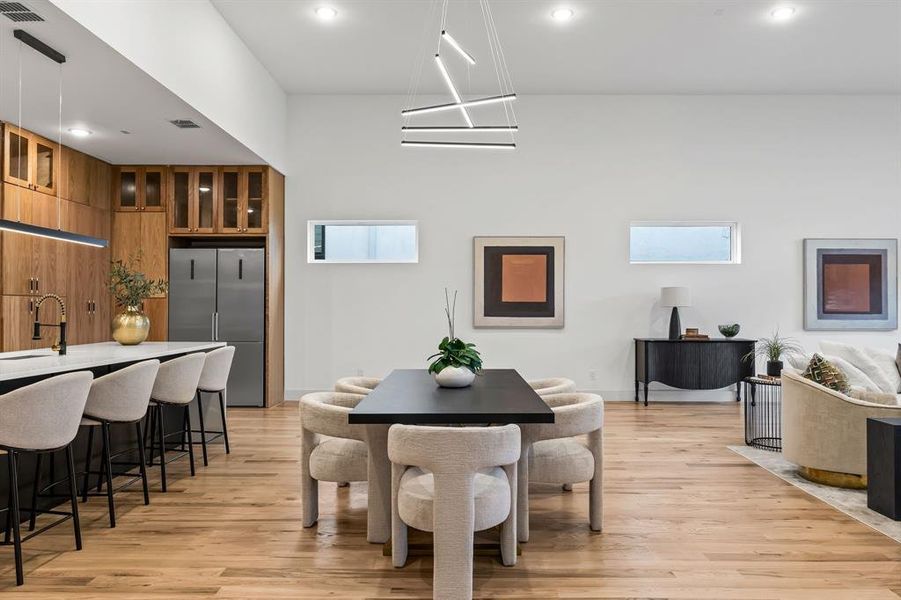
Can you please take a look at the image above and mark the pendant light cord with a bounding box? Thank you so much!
[16,40,22,222]
[57,63,62,230]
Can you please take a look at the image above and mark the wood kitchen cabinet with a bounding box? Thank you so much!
[219,166,267,234]
[1,183,67,296]
[3,125,59,196]
[62,147,112,209]
[67,201,111,344]
[169,166,217,234]
[114,166,166,212]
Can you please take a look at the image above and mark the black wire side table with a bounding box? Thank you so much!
[743,376,782,451]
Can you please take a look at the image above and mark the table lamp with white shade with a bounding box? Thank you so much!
[660,287,691,340]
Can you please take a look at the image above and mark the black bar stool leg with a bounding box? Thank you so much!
[184,405,196,476]
[96,427,107,493]
[3,480,10,544]
[146,405,157,466]
[135,421,150,506]
[65,444,82,551]
[28,453,42,531]
[82,425,94,502]
[8,451,23,586]
[218,391,230,454]
[197,391,209,466]
[101,423,116,528]
[158,404,168,492]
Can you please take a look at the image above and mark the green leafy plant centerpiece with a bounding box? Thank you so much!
[744,329,804,377]
[427,289,482,387]
[108,252,169,346]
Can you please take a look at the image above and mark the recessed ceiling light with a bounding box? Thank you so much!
[551,7,574,21]
[199,186,211,193]
[770,6,796,21]
[68,127,92,137]
[315,6,338,20]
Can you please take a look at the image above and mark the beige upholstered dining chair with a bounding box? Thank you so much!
[300,392,368,527]
[528,378,577,396]
[518,392,603,543]
[334,376,381,395]
[389,424,520,600]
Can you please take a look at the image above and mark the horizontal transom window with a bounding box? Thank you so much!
[308,220,419,263]
[630,221,740,264]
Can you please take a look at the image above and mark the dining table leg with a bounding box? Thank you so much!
[364,424,391,544]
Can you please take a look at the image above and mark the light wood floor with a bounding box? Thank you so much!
[2,401,898,598]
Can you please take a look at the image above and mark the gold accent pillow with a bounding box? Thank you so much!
[802,354,851,394]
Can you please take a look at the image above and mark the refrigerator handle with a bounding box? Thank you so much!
[238,258,243,280]
[211,312,216,341]
[215,312,220,341]
[190,259,195,280]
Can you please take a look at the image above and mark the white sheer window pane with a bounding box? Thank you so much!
[309,221,418,263]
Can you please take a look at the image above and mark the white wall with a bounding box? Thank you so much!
[285,94,901,398]
[50,0,288,173]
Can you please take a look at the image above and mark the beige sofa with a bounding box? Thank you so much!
[782,371,901,488]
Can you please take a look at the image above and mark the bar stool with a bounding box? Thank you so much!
[192,346,235,466]
[79,360,160,528]
[0,371,93,586]
[145,353,206,492]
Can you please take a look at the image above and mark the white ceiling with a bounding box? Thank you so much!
[0,1,263,165]
[213,0,901,95]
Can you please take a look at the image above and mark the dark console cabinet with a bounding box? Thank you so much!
[634,338,756,405]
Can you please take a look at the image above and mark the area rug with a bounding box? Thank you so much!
[728,445,901,543]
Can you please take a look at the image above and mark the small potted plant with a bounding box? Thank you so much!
[108,253,168,345]
[427,289,482,388]
[744,330,804,377]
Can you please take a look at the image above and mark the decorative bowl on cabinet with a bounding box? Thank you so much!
[112,306,150,345]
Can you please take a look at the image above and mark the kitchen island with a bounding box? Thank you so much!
[0,341,226,532]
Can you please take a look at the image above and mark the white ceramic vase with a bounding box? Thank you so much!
[434,366,475,388]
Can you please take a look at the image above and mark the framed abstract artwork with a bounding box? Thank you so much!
[803,238,898,330]
[473,236,564,328]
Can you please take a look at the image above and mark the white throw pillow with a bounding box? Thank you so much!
[821,354,880,392]
[820,341,895,393]
[863,347,901,393]
[786,353,813,372]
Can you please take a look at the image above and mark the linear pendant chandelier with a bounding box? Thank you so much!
[0,30,108,248]
[401,0,518,149]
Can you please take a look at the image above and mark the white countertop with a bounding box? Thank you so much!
[0,341,226,382]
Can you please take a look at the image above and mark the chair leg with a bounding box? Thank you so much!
[589,429,603,533]
[500,463,518,567]
[7,451,23,586]
[218,391,230,454]
[135,421,150,506]
[196,391,209,466]
[146,406,157,466]
[102,423,116,528]
[82,425,94,503]
[391,463,408,567]
[4,479,10,544]
[517,450,530,543]
[28,453,42,531]
[158,404,168,493]
[96,427,107,493]
[432,474,476,600]
[65,444,83,551]
[184,405,196,477]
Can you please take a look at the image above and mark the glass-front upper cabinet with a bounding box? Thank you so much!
[195,168,217,233]
[115,167,167,211]
[220,167,242,233]
[170,168,192,232]
[3,126,59,194]
[217,167,267,234]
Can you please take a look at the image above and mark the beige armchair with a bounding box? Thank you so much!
[782,371,901,488]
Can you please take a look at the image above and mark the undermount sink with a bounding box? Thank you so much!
[0,354,53,361]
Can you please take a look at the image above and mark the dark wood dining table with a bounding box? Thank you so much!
[349,369,554,544]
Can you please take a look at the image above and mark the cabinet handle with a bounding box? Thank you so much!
[28,300,33,313]
[35,278,39,292]
[28,277,33,292]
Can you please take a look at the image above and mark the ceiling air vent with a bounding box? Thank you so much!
[0,2,44,22]
[169,119,201,129]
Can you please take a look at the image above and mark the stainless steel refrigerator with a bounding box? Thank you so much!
[169,248,265,407]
